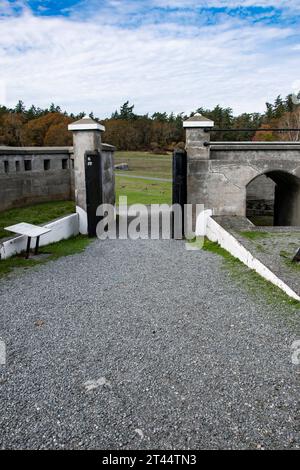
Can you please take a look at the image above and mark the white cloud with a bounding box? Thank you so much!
[152,0,299,9]
[0,10,299,116]
[0,0,27,16]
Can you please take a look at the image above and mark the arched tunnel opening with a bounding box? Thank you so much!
[246,171,300,226]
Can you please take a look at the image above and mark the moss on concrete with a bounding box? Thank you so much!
[239,231,271,240]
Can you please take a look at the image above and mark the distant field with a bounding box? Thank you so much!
[114,151,172,179]
[115,151,172,205]
[116,176,171,205]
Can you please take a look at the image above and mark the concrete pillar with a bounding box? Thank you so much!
[68,116,105,233]
[183,114,214,209]
[183,113,214,160]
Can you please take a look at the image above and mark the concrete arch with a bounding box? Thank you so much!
[246,170,300,226]
[184,120,300,226]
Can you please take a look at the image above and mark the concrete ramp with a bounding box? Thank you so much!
[210,216,300,300]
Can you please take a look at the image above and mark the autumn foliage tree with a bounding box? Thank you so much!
[0,113,26,146]
[21,113,73,146]
[0,95,300,149]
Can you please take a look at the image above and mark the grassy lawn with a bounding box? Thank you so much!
[116,175,172,205]
[115,151,172,179]
[115,151,172,205]
[0,200,75,240]
[0,235,92,279]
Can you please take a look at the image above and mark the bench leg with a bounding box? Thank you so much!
[35,236,40,256]
[25,237,31,259]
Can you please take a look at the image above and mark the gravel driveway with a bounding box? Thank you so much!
[0,238,299,449]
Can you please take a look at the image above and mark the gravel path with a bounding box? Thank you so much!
[0,238,299,450]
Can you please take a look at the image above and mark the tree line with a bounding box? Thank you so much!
[0,94,299,150]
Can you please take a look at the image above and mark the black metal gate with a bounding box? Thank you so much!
[85,150,103,237]
[172,148,187,237]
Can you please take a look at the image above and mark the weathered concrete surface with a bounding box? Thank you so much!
[215,216,300,297]
[69,118,115,213]
[0,144,115,212]
[0,239,299,449]
[0,147,73,211]
[246,175,275,217]
[70,125,103,212]
[101,148,115,206]
[185,125,300,226]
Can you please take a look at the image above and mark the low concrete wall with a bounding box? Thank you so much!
[0,147,74,212]
[0,213,79,260]
[196,210,300,301]
[0,144,115,213]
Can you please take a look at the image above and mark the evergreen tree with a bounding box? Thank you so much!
[14,100,26,114]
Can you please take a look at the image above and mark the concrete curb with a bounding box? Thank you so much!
[196,210,300,301]
[0,213,79,260]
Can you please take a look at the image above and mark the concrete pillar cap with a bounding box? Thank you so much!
[183,113,214,128]
[68,115,105,132]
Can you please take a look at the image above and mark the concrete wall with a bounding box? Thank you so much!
[0,144,115,212]
[0,147,74,212]
[72,130,102,212]
[101,147,115,206]
[246,174,275,217]
[187,140,300,226]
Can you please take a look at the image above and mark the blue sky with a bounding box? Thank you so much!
[0,0,300,116]
[7,1,300,27]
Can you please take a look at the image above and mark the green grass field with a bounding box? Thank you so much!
[115,151,172,205]
[116,176,171,205]
[115,151,172,179]
[0,200,76,240]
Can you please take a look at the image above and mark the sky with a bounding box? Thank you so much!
[0,0,300,117]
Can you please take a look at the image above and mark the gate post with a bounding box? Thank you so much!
[183,113,214,203]
[183,114,214,228]
[68,116,105,234]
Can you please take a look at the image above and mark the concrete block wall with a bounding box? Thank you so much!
[0,145,115,212]
[246,174,275,216]
[0,147,74,212]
